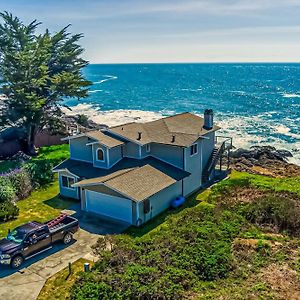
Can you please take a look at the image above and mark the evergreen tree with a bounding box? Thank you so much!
[0,12,91,154]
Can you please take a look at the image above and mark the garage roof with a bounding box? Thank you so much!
[53,157,190,202]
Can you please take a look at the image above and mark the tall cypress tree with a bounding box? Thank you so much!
[0,12,91,154]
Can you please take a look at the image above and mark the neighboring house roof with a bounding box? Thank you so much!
[53,157,190,201]
[108,112,220,147]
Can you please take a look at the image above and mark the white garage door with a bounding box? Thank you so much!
[85,190,133,224]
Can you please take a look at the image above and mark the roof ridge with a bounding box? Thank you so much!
[103,167,138,183]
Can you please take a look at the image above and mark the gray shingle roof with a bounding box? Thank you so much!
[108,112,220,147]
[53,157,190,201]
[85,130,124,148]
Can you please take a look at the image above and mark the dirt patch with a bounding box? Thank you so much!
[258,263,300,300]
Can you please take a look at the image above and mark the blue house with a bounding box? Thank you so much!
[53,110,231,226]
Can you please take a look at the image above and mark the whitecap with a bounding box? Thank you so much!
[281,93,300,98]
[88,89,103,94]
[93,75,118,85]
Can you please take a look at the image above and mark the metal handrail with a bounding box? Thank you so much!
[207,142,225,174]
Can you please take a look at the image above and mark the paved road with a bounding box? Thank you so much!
[0,211,129,300]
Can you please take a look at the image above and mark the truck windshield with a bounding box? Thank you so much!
[7,228,27,243]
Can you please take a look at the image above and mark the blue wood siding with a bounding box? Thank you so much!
[92,143,108,168]
[58,171,79,200]
[151,143,184,169]
[69,136,93,162]
[123,142,140,158]
[201,132,215,168]
[182,140,202,196]
[182,132,215,196]
[109,145,122,166]
[92,143,122,168]
[135,180,182,225]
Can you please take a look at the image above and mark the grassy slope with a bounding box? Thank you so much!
[71,170,300,300]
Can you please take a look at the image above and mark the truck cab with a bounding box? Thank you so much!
[0,215,79,268]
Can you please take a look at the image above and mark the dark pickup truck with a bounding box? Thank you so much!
[0,214,79,268]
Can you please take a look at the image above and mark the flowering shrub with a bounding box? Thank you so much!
[7,168,32,199]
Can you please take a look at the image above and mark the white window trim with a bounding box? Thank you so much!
[190,143,198,156]
[61,175,76,190]
[96,148,105,162]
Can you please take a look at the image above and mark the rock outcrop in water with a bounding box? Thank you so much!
[230,146,300,177]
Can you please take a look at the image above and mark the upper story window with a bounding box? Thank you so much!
[146,144,151,153]
[97,148,104,161]
[190,143,198,156]
[61,176,75,189]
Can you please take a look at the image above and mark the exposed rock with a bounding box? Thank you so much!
[8,151,31,163]
[230,146,300,177]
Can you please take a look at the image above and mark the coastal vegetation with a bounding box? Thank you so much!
[70,171,300,299]
[0,12,90,155]
[0,144,69,225]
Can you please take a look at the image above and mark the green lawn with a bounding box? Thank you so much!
[224,170,300,194]
[38,258,93,300]
[0,180,75,238]
[0,144,69,174]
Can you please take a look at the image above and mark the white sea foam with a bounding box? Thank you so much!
[88,89,103,94]
[62,104,300,165]
[62,103,162,127]
[93,75,118,85]
[281,93,300,98]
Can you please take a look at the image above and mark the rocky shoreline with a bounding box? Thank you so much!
[230,146,300,177]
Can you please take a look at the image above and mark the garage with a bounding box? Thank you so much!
[85,190,133,224]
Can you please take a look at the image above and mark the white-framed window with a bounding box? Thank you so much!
[146,144,151,153]
[190,143,198,156]
[61,176,75,189]
[96,148,104,161]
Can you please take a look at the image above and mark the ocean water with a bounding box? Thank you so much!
[64,63,300,164]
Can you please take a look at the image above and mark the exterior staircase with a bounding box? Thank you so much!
[202,147,221,183]
[202,136,233,184]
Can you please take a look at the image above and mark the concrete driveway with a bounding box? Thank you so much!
[0,210,130,300]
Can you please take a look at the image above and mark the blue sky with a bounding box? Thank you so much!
[1,0,300,63]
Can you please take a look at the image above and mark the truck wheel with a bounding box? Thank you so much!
[63,232,73,245]
[11,255,24,269]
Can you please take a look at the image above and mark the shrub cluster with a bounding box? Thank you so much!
[243,191,300,236]
[0,170,31,221]
[71,203,245,299]
[25,160,54,187]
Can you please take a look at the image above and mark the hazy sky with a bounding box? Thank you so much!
[1,0,300,63]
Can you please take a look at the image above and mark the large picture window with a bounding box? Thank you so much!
[97,148,104,161]
[61,176,75,189]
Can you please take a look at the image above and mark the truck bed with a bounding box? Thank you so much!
[48,215,78,234]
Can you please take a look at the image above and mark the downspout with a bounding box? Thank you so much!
[182,147,185,196]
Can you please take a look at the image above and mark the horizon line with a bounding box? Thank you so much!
[87,61,300,65]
